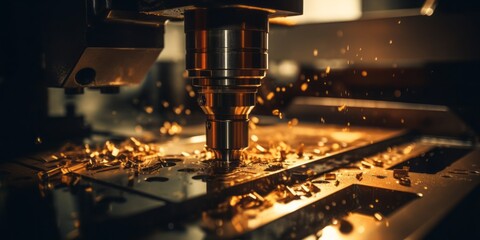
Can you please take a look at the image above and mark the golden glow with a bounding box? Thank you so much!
[266,92,275,101]
[326,66,331,74]
[159,121,183,136]
[271,0,361,25]
[145,106,153,114]
[421,0,437,16]
[257,96,265,105]
[300,83,309,92]
[330,131,363,143]
[318,226,342,240]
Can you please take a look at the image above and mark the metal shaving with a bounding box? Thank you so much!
[38,137,193,180]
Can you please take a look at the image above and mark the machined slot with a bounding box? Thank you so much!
[237,185,419,239]
[390,147,471,174]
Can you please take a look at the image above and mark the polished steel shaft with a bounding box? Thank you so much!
[185,8,268,162]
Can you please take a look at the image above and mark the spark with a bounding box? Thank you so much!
[288,118,299,127]
[300,83,308,92]
[266,92,275,101]
[337,104,347,112]
[145,106,153,114]
[325,66,331,74]
[174,105,184,115]
[374,213,383,221]
[257,96,265,105]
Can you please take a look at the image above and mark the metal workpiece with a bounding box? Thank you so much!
[185,7,269,161]
[12,124,479,239]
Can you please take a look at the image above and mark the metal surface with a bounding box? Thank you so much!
[72,124,406,202]
[4,122,479,239]
[286,97,474,137]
